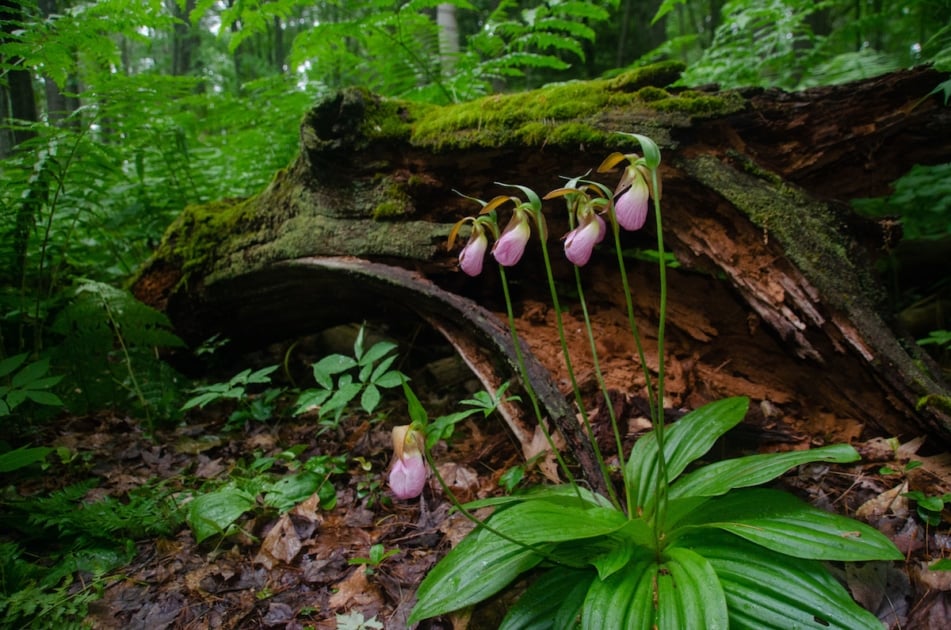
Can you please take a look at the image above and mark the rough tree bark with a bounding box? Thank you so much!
[133,64,951,469]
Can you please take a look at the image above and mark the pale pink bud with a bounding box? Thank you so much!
[389,425,427,500]
[564,212,606,267]
[458,227,488,277]
[492,210,531,266]
[615,169,649,231]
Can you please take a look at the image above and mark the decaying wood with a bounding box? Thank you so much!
[134,65,951,452]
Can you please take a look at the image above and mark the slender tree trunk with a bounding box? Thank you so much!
[0,0,38,157]
[436,3,459,77]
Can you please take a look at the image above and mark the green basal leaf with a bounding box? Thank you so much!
[669,443,860,501]
[500,566,595,630]
[681,531,885,629]
[674,488,902,562]
[408,525,551,623]
[581,549,655,630]
[626,397,749,517]
[463,483,614,512]
[485,500,628,545]
[590,537,636,580]
[659,547,728,630]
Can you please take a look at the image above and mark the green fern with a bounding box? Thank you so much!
[50,280,184,425]
[4,478,185,544]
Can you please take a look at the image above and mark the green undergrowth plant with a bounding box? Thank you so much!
[0,477,185,627]
[185,451,345,544]
[0,353,63,418]
[406,133,902,628]
[293,325,404,434]
[51,280,185,429]
[182,364,284,430]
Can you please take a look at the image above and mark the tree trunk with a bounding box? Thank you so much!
[133,65,951,465]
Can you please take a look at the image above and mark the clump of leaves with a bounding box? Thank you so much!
[182,364,284,430]
[294,326,404,433]
[410,397,902,628]
[186,451,346,544]
[0,354,63,417]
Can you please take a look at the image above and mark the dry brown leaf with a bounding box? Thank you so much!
[254,513,302,570]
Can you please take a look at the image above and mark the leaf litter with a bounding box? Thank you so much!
[4,322,951,629]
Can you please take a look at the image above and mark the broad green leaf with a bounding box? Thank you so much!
[463,483,614,513]
[360,384,381,414]
[263,471,323,512]
[682,532,885,629]
[675,488,902,561]
[669,443,860,502]
[626,397,749,516]
[319,380,362,417]
[0,353,28,378]
[408,526,550,623]
[294,388,332,415]
[500,567,596,630]
[24,375,64,390]
[582,549,655,630]
[359,341,397,368]
[486,500,628,544]
[187,486,256,544]
[312,354,357,388]
[658,547,728,630]
[11,358,52,388]
[24,390,64,407]
[367,353,398,381]
[0,446,53,472]
[246,365,278,384]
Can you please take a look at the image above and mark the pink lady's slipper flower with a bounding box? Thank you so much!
[614,166,650,231]
[388,425,427,500]
[492,208,532,266]
[564,210,606,266]
[458,223,488,277]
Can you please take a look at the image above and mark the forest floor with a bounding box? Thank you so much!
[7,309,951,629]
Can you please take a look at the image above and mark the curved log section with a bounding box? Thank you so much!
[197,255,608,494]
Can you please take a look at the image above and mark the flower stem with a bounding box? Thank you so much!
[498,265,580,494]
[572,265,623,510]
[648,166,670,542]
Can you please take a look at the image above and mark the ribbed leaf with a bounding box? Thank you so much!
[675,488,902,561]
[582,549,656,630]
[669,443,860,501]
[682,532,886,629]
[658,547,728,630]
[500,567,595,630]
[486,500,628,544]
[408,525,549,623]
[626,397,749,516]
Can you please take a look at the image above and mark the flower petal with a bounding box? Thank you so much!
[389,454,428,499]
[614,173,649,231]
[565,214,606,266]
[458,230,488,276]
[492,211,532,266]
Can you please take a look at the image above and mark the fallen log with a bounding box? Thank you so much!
[133,63,951,453]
